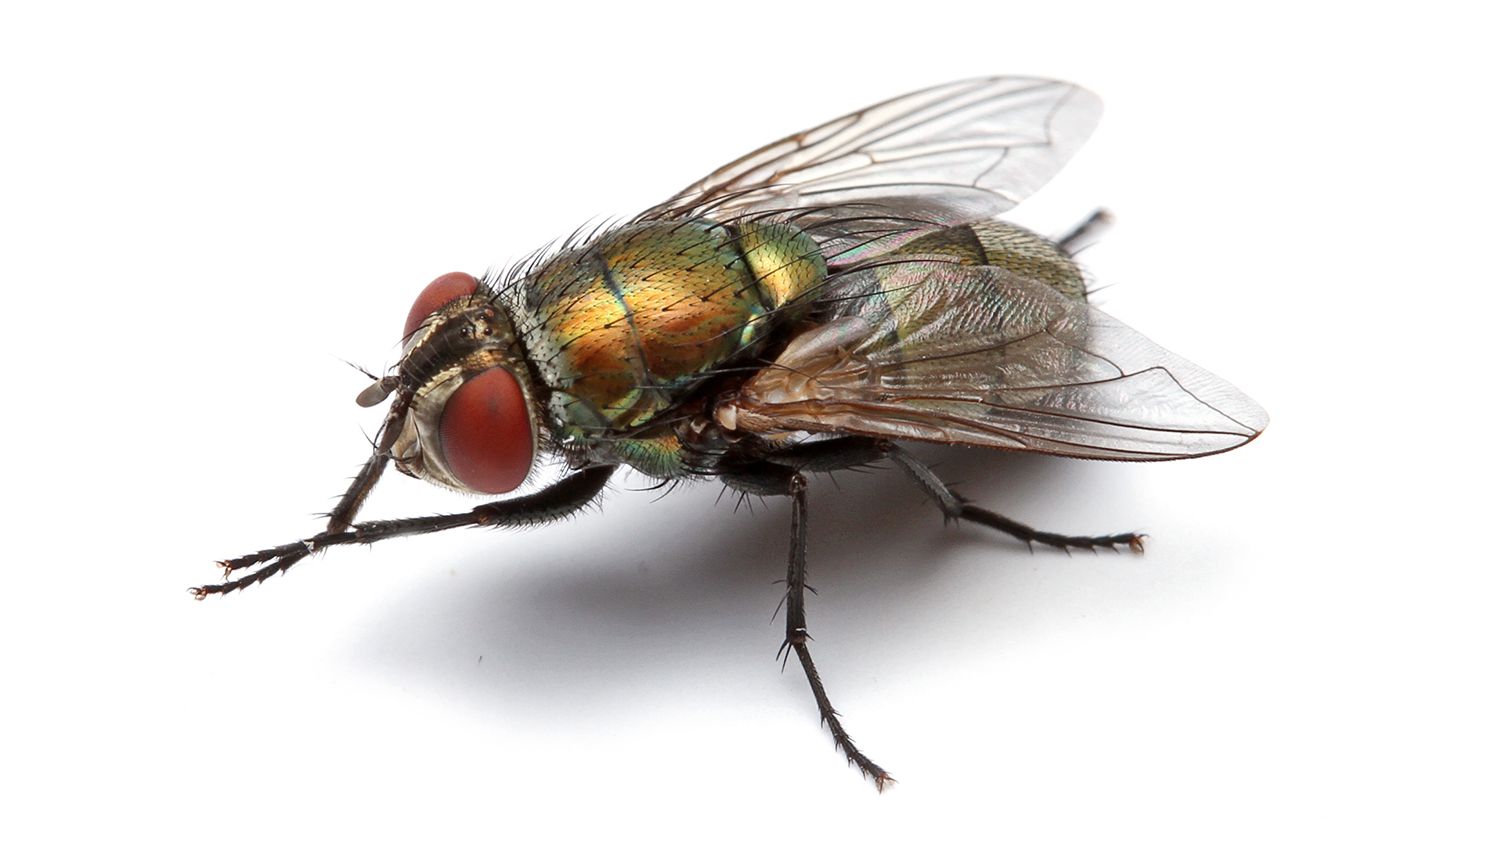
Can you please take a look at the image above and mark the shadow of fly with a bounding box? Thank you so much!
[196,77,1267,790]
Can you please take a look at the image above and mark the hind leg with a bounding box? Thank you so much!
[884,444,1144,554]
[1057,208,1114,256]
[754,436,1143,553]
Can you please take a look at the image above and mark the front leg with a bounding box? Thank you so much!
[193,465,615,598]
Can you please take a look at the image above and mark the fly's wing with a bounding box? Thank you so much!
[637,78,1101,265]
[723,261,1267,460]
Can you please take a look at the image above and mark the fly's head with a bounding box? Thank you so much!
[358,272,542,495]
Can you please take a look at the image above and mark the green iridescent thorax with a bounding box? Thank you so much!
[515,219,825,453]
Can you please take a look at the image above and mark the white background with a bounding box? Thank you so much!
[3,2,1495,841]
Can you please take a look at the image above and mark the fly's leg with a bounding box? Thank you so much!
[193,466,616,598]
[723,460,894,791]
[760,436,1141,551]
[784,476,893,790]
[760,436,889,473]
[1057,208,1113,257]
[885,445,1144,553]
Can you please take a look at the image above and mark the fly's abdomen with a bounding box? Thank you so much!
[898,221,1086,301]
[522,220,824,439]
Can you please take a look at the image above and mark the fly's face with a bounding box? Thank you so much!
[361,272,542,495]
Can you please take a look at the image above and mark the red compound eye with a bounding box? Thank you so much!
[404,271,479,338]
[438,368,533,494]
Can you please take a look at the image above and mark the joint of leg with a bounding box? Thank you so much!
[788,473,808,494]
[788,626,808,646]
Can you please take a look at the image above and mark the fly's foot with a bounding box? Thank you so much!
[196,537,328,597]
[217,539,314,574]
[1040,529,1147,555]
[958,502,1145,555]
[1038,529,1143,555]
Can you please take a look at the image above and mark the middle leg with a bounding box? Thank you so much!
[722,459,894,790]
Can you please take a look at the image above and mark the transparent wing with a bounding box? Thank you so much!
[724,261,1267,461]
[638,77,1101,230]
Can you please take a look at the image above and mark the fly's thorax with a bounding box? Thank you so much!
[384,274,543,495]
[733,219,826,314]
[515,220,825,444]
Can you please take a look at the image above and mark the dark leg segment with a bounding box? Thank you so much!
[760,436,889,473]
[783,474,895,790]
[757,436,1141,552]
[193,466,616,598]
[325,452,390,534]
[1057,208,1114,257]
[722,458,894,790]
[723,437,1135,789]
[886,445,1144,553]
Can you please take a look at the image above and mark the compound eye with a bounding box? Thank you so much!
[404,271,479,338]
[437,368,533,494]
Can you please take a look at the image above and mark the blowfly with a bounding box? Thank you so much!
[197,77,1267,789]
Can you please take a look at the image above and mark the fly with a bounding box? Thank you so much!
[196,77,1267,789]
